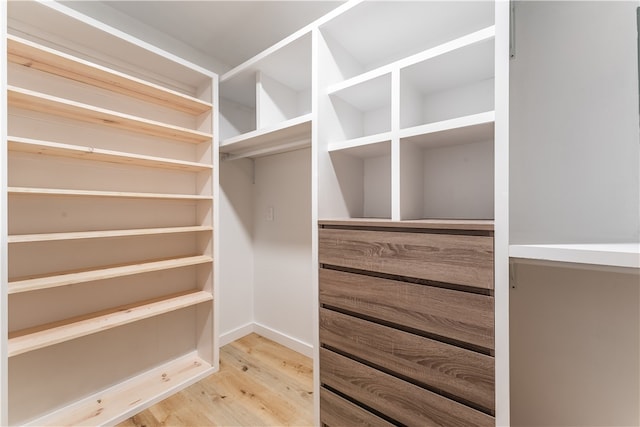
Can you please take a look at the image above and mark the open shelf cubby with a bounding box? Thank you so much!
[220,31,312,147]
[400,36,495,130]
[399,118,495,221]
[327,140,392,219]
[328,73,391,141]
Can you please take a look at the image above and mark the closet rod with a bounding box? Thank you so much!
[221,138,311,161]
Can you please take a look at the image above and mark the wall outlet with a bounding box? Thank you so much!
[265,206,274,221]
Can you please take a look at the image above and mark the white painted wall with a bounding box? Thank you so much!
[510,0,640,244]
[510,264,639,426]
[219,158,255,345]
[253,148,313,355]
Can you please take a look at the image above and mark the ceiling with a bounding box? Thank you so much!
[97,1,344,70]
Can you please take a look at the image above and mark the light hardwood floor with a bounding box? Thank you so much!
[117,334,314,426]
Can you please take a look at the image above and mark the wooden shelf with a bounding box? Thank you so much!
[8,225,213,244]
[220,114,312,159]
[26,352,214,426]
[319,218,495,231]
[8,187,211,200]
[8,136,212,171]
[8,290,213,357]
[7,35,212,115]
[9,255,213,294]
[399,111,495,148]
[510,243,640,269]
[8,86,212,144]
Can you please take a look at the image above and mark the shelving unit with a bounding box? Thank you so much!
[315,1,509,425]
[2,1,218,425]
[317,1,496,222]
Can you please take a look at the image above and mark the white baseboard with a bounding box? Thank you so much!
[219,322,254,347]
[219,322,313,358]
[253,322,314,358]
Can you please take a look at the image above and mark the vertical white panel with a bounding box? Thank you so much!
[363,155,391,218]
[494,0,510,425]
[0,1,8,424]
[399,141,424,220]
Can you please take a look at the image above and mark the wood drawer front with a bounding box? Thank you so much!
[320,387,394,427]
[320,308,495,411]
[320,348,494,427]
[319,228,494,289]
[319,268,494,350]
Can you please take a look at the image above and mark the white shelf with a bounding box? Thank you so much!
[8,290,213,357]
[327,132,392,158]
[8,187,211,200]
[400,111,495,148]
[26,352,214,427]
[8,136,212,171]
[220,113,312,159]
[7,34,212,115]
[510,243,640,269]
[8,225,213,244]
[8,86,212,144]
[9,254,213,294]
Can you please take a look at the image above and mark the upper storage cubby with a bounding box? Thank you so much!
[318,1,494,85]
[400,35,494,130]
[219,31,312,159]
[327,73,391,143]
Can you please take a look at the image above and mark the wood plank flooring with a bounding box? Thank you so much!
[117,334,314,426]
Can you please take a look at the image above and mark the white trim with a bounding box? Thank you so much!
[253,323,314,358]
[219,323,255,347]
[219,322,314,359]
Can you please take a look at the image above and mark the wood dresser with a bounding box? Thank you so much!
[318,219,495,426]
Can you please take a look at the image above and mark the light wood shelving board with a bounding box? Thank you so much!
[9,255,213,294]
[8,225,213,244]
[8,86,212,144]
[27,352,214,427]
[7,34,212,115]
[399,112,495,148]
[8,290,213,357]
[8,187,211,200]
[8,136,212,171]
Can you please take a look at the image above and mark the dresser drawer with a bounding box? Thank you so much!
[320,387,394,427]
[320,308,495,411]
[319,227,494,289]
[320,348,494,427]
[319,268,494,350]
